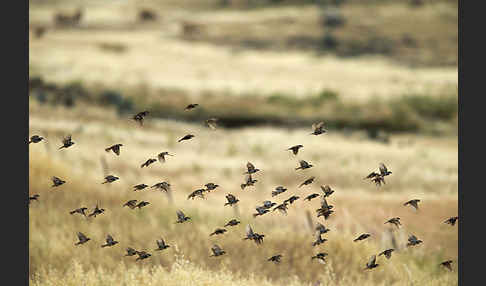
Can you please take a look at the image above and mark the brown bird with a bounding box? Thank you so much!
[284,195,300,205]
[272,186,287,197]
[444,216,458,226]
[29,194,40,203]
[151,181,171,192]
[204,183,219,192]
[29,135,44,144]
[253,206,270,217]
[133,184,149,191]
[59,135,75,149]
[205,118,218,130]
[440,260,453,271]
[312,233,327,247]
[299,176,315,188]
[125,247,138,256]
[305,193,320,201]
[105,144,123,156]
[320,185,335,197]
[175,210,191,223]
[224,219,241,227]
[354,233,371,242]
[132,111,149,126]
[210,228,227,236]
[123,200,138,209]
[385,217,401,228]
[157,152,174,163]
[75,232,90,245]
[241,174,258,190]
[141,158,157,168]
[364,255,379,270]
[185,103,199,111]
[188,189,206,200]
[70,207,88,216]
[407,234,423,247]
[102,175,119,184]
[404,199,421,210]
[135,251,152,261]
[136,201,150,209]
[315,223,330,235]
[210,244,226,257]
[154,238,170,251]
[51,176,66,187]
[378,249,394,259]
[178,134,195,142]
[379,163,392,176]
[296,160,313,170]
[287,145,303,155]
[311,121,326,135]
[268,254,282,264]
[224,194,239,206]
[311,252,328,264]
[88,204,105,218]
[273,202,288,215]
[101,234,119,248]
[244,162,260,175]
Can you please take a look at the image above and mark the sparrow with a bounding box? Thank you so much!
[29,135,44,144]
[224,194,239,206]
[364,255,379,270]
[59,135,75,149]
[185,104,199,111]
[188,189,206,200]
[272,186,287,197]
[175,210,191,223]
[105,144,123,156]
[75,232,90,245]
[51,176,65,187]
[404,199,421,210]
[287,145,303,155]
[88,204,105,217]
[210,228,227,236]
[378,249,394,259]
[299,176,315,188]
[136,251,152,261]
[178,134,195,142]
[284,195,300,205]
[102,175,119,184]
[154,238,170,251]
[244,162,260,175]
[157,152,174,163]
[152,181,171,192]
[444,216,458,226]
[136,201,150,209]
[305,193,320,201]
[125,247,138,256]
[320,185,335,197]
[101,234,119,248]
[133,184,148,191]
[385,217,401,228]
[210,244,226,257]
[205,118,218,130]
[311,252,328,264]
[141,158,157,168]
[440,260,453,271]
[407,234,423,247]
[268,254,282,264]
[354,233,371,242]
[132,111,149,126]
[123,200,138,209]
[295,160,313,170]
[311,122,326,135]
[224,219,240,227]
[70,207,88,216]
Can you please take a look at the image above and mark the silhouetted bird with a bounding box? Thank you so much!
[268,254,282,264]
[188,189,205,200]
[385,217,401,228]
[185,103,199,111]
[404,199,421,210]
[205,118,218,130]
[123,200,138,209]
[320,185,335,197]
[210,244,226,257]
[51,176,66,187]
[305,193,320,201]
[444,216,458,226]
[136,251,151,261]
[204,183,219,192]
[157,152,174,163]
[284,195,300,205]
[101,234,119,248]
[59,135,75,149]
[262,201,276,209]
[440,260,453,271]
[154,238,170,251]
[75,232,90,245]
[273,202,288,215]
[378,249,394,259]
[312,233,327,246]
[364,255,379,270]
[287,145,303,155]
[125,247,138,256]
[136,201,150,209]
[354,233,371,242]
[133,184,148,191]
[379,163,392,176]
[70,207,87,216]
[88,204,105,218]
[315,223,330,235]
[311,121,326,135]
[244,162,260,175]
[407,234,423,247]
[253,206,270,217]
[224,219,240,227]
[178,134,195,142]
[102,175,119,184]
[105,144,123,156]
[175,210,191,223]
[299,176,315,188]
[132,111,149,126]
[210,228,227,236]
[225,194,239,206]
[296,160,313,170]
[29,135,44,144]
[241,174,258,190]
[152,181,171,192]
[312,253,328,264]
[141,158,157,168]
[29,194,40,203]
[272,186,287,197]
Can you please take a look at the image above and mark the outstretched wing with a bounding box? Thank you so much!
[106,234,114,243]
[176,210,185,220]
[77,232,87,241]
[368,255,376,266]
[246,224,254,237]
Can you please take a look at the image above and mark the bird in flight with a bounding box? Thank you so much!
[364,255,379,270]
[187,189,206,200]
[315,223,330,235]
[178,134,195,142]
[378,249,394,259]
[175,210,191,223]
[185,103,199,111]
[312,233,327,247]
[210,228,227,236]
[284,195,300,205]
[151,181,171,192]
[132,111,149,126]
[305,193,320,201]
[123,200,138,209]
[440,260,453,271]
[253,206,270,217]
[125,247,138,256]
[136,201,150,209]
[102,175,119,184]
[407,234,423,247]
[241,174,258,190]
[244,162,260,175]
[296,160,313,171]
[101,234,119,248]
[51,176,66,187]
[224,194,239,206]
[135,251,152,261]
[141,158,157,168]
[444,216,458,226]
[29,194,40,204]
[210,244,226,257]
[59,135,75,149]
[29,135,44,144]
[154,238,170,251]
[268,254,282,264]
[273,202,288,215]
[311,252,328,264]
[354,233,371,242]
[299,176,315,188]
[133,184,148,191]
[224,219,240,227]
[404,199,421,210]
[75,232,90,245]
[287,145,303,155]
[105,144,123,156]
[320,185,335,197]
[88,204,105,218]
[204,183,219,192]
[311,121,326,135]
[70,207,88,217]
[385,217,401,228]
[157,152,174,163]
[272,186,287,197]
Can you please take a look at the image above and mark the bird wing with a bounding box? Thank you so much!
[409,234,417,241]
[176,210,185,220]
[77,232,87,241]
[246,224,254,237]
[368,255,376,266]
[212,244,222,254]
[158,153,166,163]
[246,162,255,171]
[379,163,388,175]
[106,234,114,243]
[321,197,329,209]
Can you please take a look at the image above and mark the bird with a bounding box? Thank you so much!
[29,194,40,204]
[268,254,282,264]
[354,233,371,242]
[157,152,174,163]
[305,193,320,201]
[385,217,401,228]
[133,184,148,191]
[187,189,206,200]
[311,121,326,135]
[364,172,381,180]
[205,118,218,130]
[379,163,392,176]
[440,260,453,271]
[404,199,421,210]
[243,224,256,241]
[320,185,335,197]
[317,197,333,214]
[101,234,119,248]
[151,182,171,192]
[210,244,226,257]
[312,233,327,247]
[178,134,195,142]
[311,253,328,264]
[253,233,265,244]
[253,206,270,217]
[135,251,152,261]
[244,162,260,175]
[69,207,88,216]
[364,255,379,270]
[444,216,458,226]
[175,210,191,223]
[210,228,227,236]
[407,234,423,247]
[378,249,394,259]
[287,145,303,155]
[315,223,330,235]
[105,144,123,156]
[102,175,119,184]
[299,176,315,188]
[224,219,240,227]
[224,194,239,206]
[154,238,170,251]
[284,195,300,205]
[75,232,90,245]
[317,208,334,220]
[272,186,287,197]
[59,135,75,149]
[136,201,150,209]
[141,158,157,168]
[51,176,66,187]
[185,103,199,111]
[241,175,258,190]
[29,135,44,144]
[261,201,276,209]
[88,204,105,218]
[273,202,288,215]
[371,175,386,186]
[123,200,138,209]
[295,160,313,170]
[125,247,138,256]
[204,183,219,192]
[132,111,149,126]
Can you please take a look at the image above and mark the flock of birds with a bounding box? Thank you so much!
[29,104,458,275]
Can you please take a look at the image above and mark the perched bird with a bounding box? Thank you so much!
[210,228,227,236]
[268,254,282,264]
[315,223,330,235]
[444,216,458,226]
[241,174,258,190]
[305,193,320,201]
[404,199,421,210]
[105,144,123,156]
[224,194,239,206]
[70,207,88,216]
[187,189,206,200]
[204,183,219,192]
[224,219,240,227]
[136,251,152,261]
[253,206,270,217]
[102,175,119,184]
[136,201,150,209]
[123,200,138,209]
[295,160,313,170]
[205,118,218,130]
[378,249,394,259]
[320,185,335,197]
[157,152,174,163]
[75,232,90,245]
[101,234,119,248]
[262,201,276,209]
[385,217,401,228]
[364,255,379,270]
[51,176,66,187]
[312,233,327,247]
[272,186,287,197]
[379,163,392,176]
[132,111,149,126]
[312,252,328,264]
[29,194,40,204]
[178,134,195,142]
[125,247,138,256]
[210,244,226,257]
[152,181,171,192]
[284,195,300,205]
[59,135,75,149]
[175,210,191,223]
[407,234,423,247]
[29,135,44,144]
[354,233,371,242]
[287,145,303,155]
[154,238,170,251]
[141,158,157,168]
[133,184,148,191]
[244,162,260,175]
[273,202,288,215]
[311,121,326,135]
[88,204,105,218]
[299,176,315,188]
[185,103,199,111]
[440,260,453,271]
